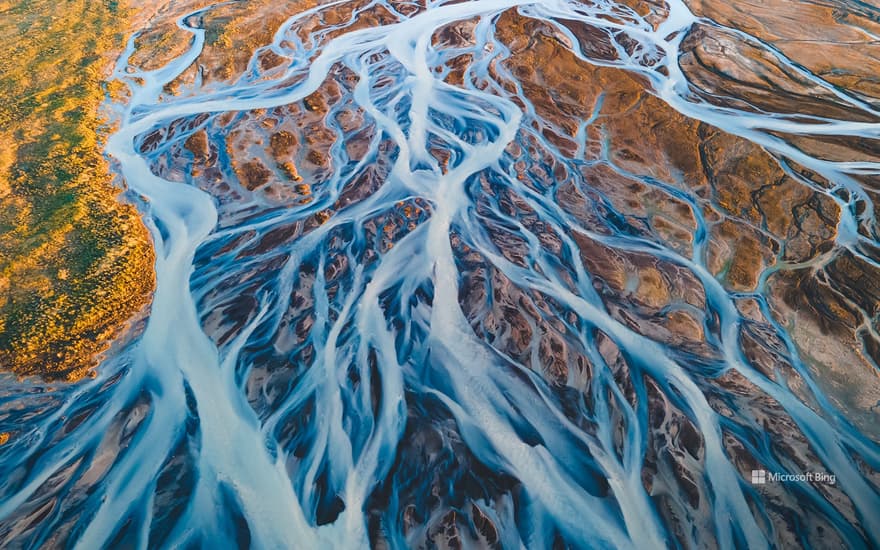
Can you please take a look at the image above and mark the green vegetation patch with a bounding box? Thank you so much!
[0,0,154,380]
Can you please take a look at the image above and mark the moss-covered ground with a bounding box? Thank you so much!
[0,0,154,380]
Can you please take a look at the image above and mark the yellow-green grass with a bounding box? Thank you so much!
[0,0,154,380]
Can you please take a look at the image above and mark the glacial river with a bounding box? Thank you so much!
[1,0,879,547]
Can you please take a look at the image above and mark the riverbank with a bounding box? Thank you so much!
[0,0,155,380]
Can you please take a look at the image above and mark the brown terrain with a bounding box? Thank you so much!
[118,0,880,545]
[681,0,880,427]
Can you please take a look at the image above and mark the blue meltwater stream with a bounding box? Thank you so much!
[1,0,880,547]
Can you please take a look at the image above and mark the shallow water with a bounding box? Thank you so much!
[2,0,880,547]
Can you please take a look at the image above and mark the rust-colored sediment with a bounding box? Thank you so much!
[130,0,880,423]
[497,7,880,424]
[116,2,880,544]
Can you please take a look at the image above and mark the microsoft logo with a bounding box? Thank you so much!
[750,469,836,485]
